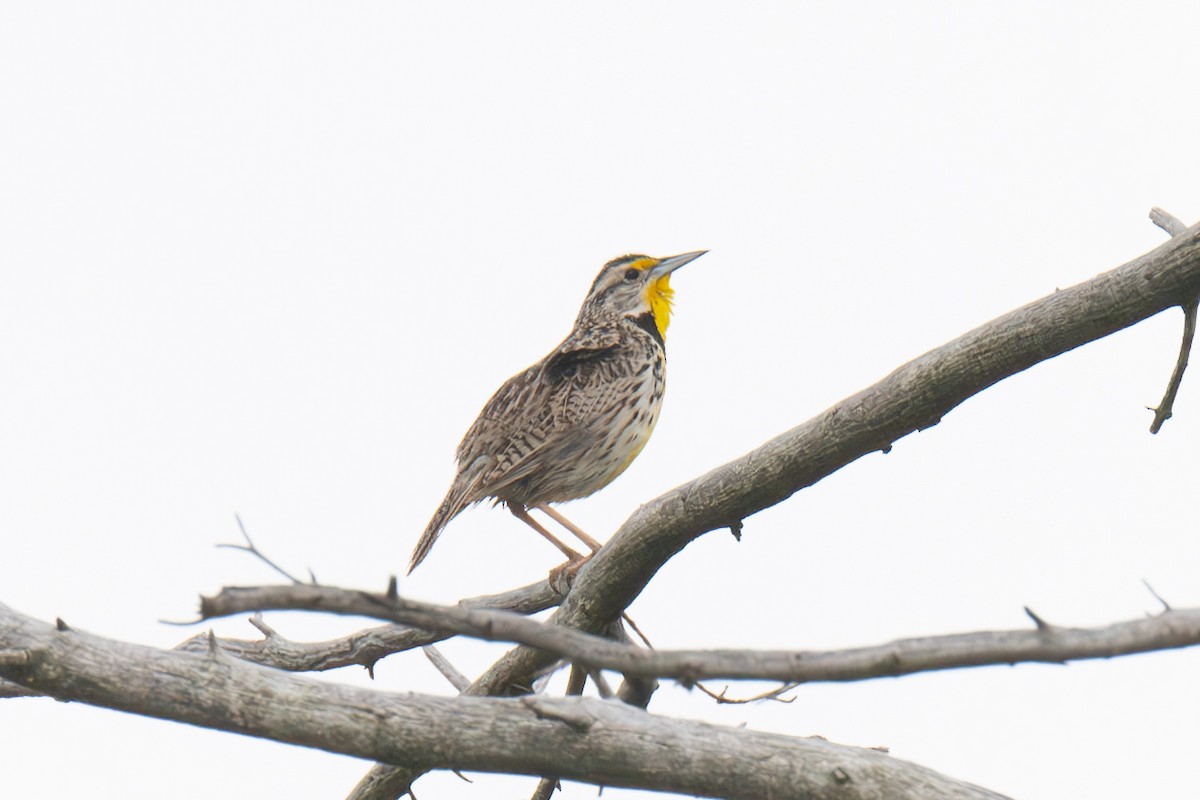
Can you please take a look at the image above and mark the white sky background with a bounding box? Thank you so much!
[3,3,1200,798]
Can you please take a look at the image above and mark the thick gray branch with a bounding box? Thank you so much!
[0,603,1007,800]
[198,584,1200,684]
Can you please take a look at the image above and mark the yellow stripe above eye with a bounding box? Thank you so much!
[625,257,658,272]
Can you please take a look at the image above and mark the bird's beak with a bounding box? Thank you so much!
[650,250,707,278]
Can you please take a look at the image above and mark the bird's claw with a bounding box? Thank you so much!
[548,553,592,596]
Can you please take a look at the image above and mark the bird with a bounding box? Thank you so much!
[408,250,706,575]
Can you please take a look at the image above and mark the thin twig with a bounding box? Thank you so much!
[216,515,313,585]
[695,681,799,705]
[1149,298,1198,433]
[1145,208,1198,433]
[528,778,559,800]
[1142,579,1172,612]
[423,646,471,692]
[622,613,654,648]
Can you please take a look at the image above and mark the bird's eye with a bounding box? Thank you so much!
[623,268,640,282]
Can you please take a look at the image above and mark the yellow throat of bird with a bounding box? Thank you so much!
[647,273,675,340]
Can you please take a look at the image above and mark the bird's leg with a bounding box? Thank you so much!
[508,503,585,561]
[533,503,604,553]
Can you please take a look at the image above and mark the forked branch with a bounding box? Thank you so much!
[358,210,1200,797]
[1147,207,1198,433]
[476,212,1200,698]
[0,603,1009,800]
[174,579,559,672]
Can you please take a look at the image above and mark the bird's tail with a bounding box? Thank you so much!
[408,480,475,574]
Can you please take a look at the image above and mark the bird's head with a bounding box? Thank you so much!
[577,251,707,342]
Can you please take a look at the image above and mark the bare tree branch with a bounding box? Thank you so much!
[10,211,1198,799]
[358,212,1200,795]
[696,681,798,705]
[1146,209,1198,433]
[487,214,1200,693]
[195,583,1200,685]
[0,602,1009,800]
[1148,298,1198,433]
[422,646,470,692]
[1142,579,1172,612]
[175,579,559,673]
[217,514,315,585]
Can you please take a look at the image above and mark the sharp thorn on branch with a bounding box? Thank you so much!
[55,618,69,632]
[1024,606,1055,632]
[729,520,743,541]
[1142,579,1172,612]
[386,575,399,600]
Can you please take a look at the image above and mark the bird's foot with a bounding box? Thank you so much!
[548,553,593,595]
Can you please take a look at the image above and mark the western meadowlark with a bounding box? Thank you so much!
[408,250,706,574]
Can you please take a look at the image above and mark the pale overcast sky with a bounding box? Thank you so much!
[4,4,1200,799]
